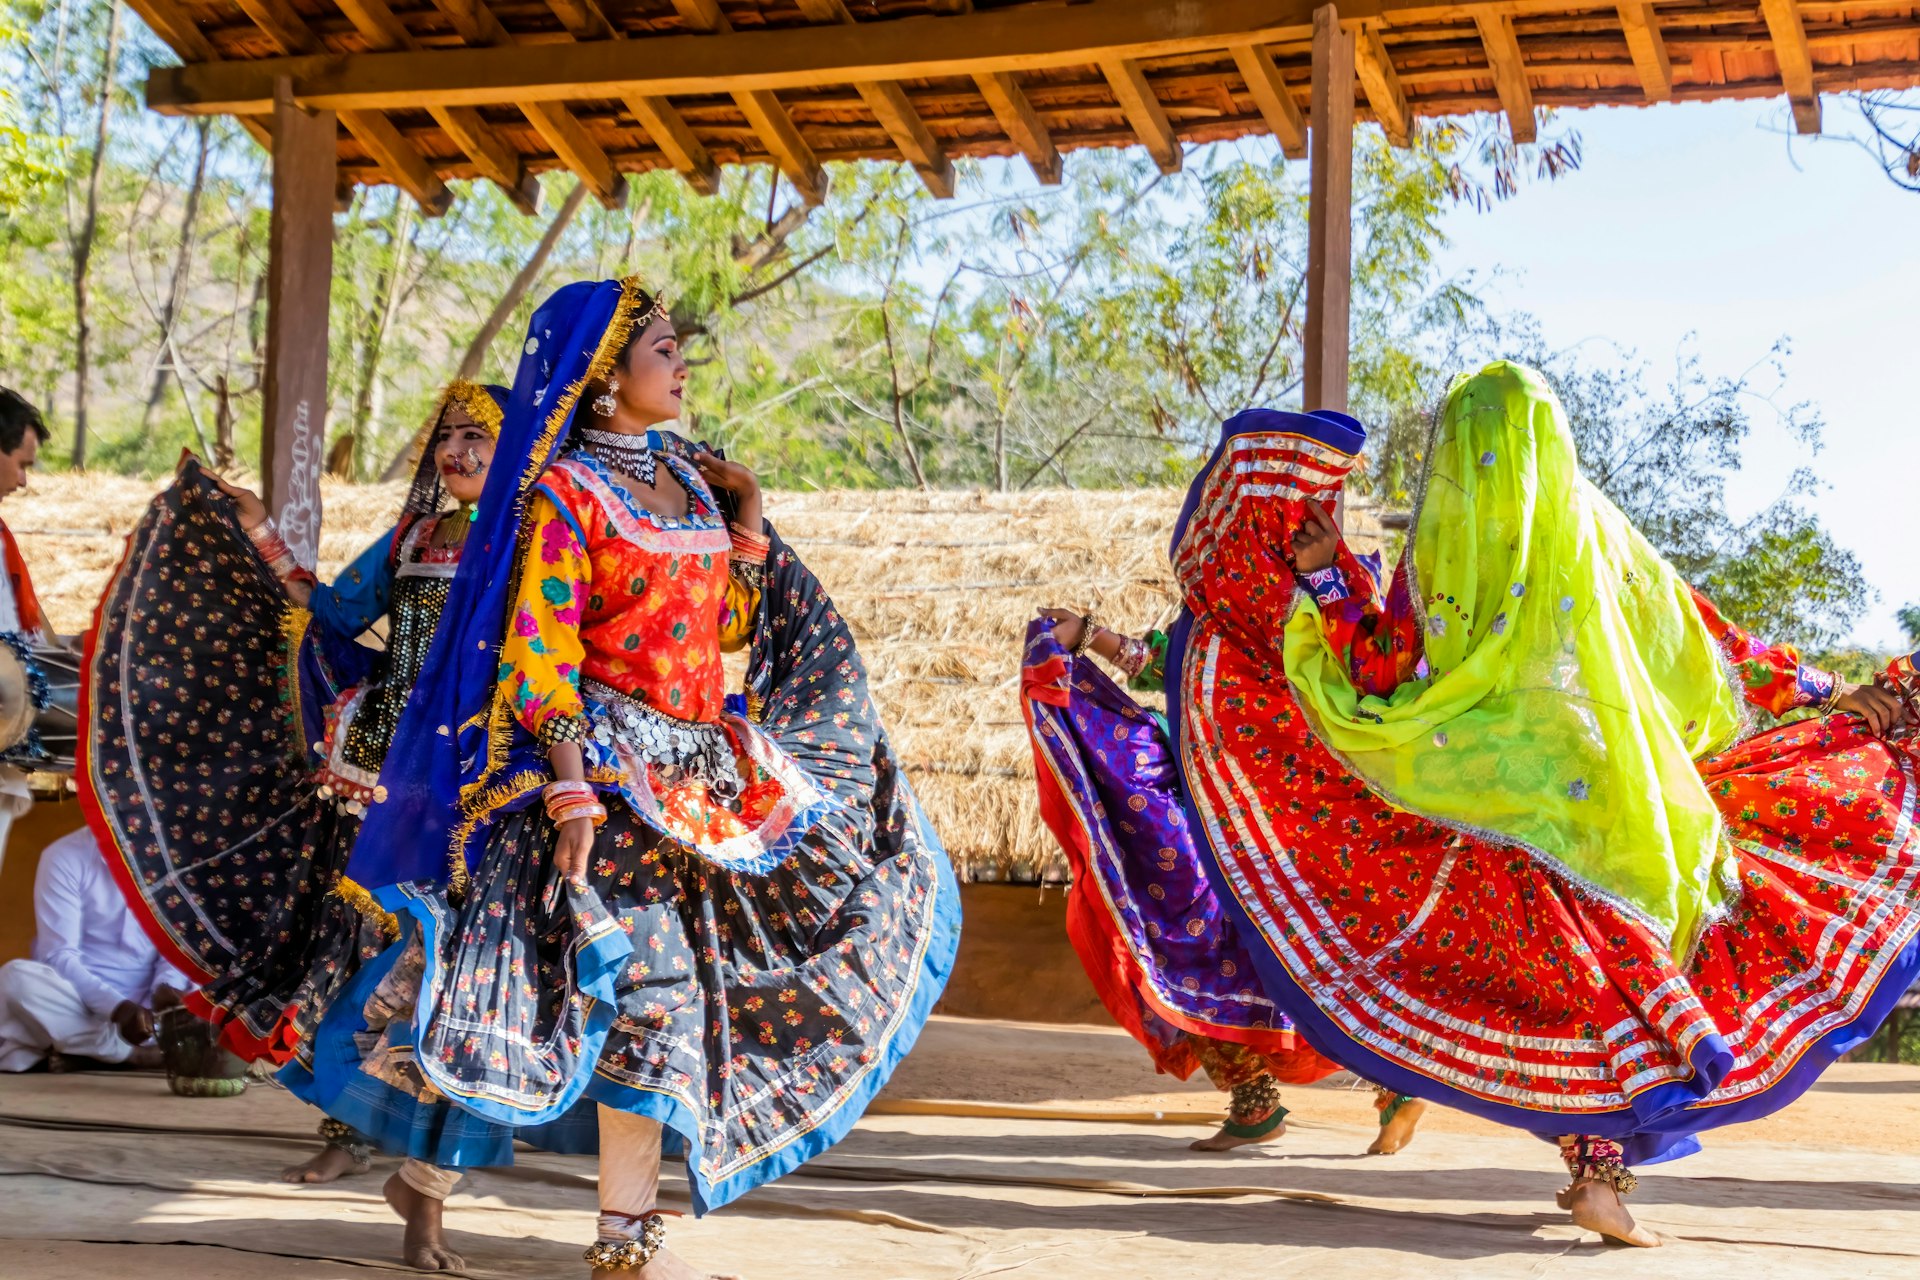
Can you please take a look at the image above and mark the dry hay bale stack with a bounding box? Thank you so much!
[767,491,1392,883]
[15,475,1393,885]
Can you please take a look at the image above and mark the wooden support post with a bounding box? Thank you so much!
[261,82,334,570]
[1760,0,1822,134]
[1304,5,1353,416]
[1617,3,1673,103]
[1474,12,1535,144]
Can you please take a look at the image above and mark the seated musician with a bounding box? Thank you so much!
[0,386,54,864]
[0,828,187,1071]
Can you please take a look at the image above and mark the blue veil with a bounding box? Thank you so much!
[347,277,660,891]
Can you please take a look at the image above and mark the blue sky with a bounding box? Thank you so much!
[1428,98,1917,649]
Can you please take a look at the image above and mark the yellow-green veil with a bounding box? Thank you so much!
[1282,361,1747,953]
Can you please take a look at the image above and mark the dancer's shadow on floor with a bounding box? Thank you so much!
[822,1127,1919,1214]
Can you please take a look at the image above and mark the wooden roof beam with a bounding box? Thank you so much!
[539,0,718,195]
[1354,24,1414,147]
[231,0,452,213]
[1230,42,1307,160]
[430,0,627,209]
[792,0,954,198]
[338,0,539,214]
[1760,0,1823,133]
[669,0,827,205]
[1616,3,1673,102]
[146,0,1348,115]
[1099,58,1182,173]
[122,0,272,146]
[1474,12,1535,143]
[974,70,1061,185]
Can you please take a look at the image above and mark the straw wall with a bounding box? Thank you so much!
[13,474,1387,882]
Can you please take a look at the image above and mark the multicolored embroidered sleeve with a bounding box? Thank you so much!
[501,488,591,748]
[719,525,769,654]
[1689,587,1836,716]
[1112,629,1170,693]
[1313,550,1426,699]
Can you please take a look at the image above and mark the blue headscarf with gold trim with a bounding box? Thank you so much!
[348,277,661,891]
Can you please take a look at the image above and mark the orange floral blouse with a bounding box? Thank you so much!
[500,450,768,746]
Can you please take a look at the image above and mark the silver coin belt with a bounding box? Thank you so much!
[582,677,744,803]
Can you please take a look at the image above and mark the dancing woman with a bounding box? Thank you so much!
[1021,410,1422,1157]
[1170,362,1918,1245]
[82,381,507,1190]
[330,278,960,1279]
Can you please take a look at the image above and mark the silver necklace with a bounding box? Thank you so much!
[580,427,663,488]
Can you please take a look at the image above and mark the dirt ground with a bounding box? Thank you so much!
[1,1015,1915,1280]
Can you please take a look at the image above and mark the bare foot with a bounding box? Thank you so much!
[1560,1178,1661,1248]
[384,1172,466,1272]
[127,1044,166,1069]
[1367,1097,1426,1155]
[282,1142,370,1184]
[1189,1118,1287,1152]
[592,1246,743,1280]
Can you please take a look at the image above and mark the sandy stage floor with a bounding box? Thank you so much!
[2,1016,1916,1280]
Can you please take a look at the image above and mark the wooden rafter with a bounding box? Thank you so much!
[336,0,538,213]
[429,0,627,208]
[230,0,452,214]
[669,0,827,205]
[1616,3,1673,103]
[972,72,1059,185]
[538,0,718,195]
[121,0,271,146]
[792,0,953,198]
[1229,42,1306,160]
[1760,0,1823,134]
[1353,24,1413,148]
[1474,12,1535,144]
[1099,57,1182,174]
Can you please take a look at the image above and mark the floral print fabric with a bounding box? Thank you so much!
[1175,460,1920,1164]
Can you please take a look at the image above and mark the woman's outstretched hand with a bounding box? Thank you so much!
[1831,682,1907,737]
[1037,606,1088,650]
[211,474,269,531]
[1291,500,1340,574]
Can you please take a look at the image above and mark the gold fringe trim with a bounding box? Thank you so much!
[278,605,312,752]
[332,874,401,941]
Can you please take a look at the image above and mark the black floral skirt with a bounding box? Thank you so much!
[83,459,387,1061]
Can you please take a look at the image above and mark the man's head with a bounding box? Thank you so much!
[0,389,48,502]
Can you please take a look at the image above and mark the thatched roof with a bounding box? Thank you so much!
[16,473,1388,881]
[128,1,1920,212]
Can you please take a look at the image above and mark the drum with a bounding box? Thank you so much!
[0,634,78,773]
[28,642,78,773]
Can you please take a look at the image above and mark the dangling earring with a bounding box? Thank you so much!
[592,376,619,418]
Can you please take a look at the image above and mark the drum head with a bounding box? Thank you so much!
[0,642,33,752]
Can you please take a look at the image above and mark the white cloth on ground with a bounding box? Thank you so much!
[0,828,190,1070]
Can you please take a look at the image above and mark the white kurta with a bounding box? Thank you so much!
[0,828,191,1070]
